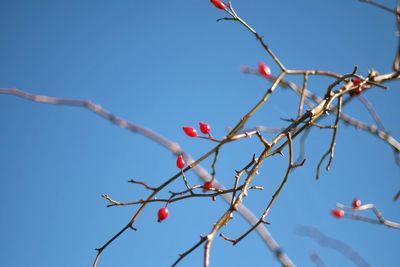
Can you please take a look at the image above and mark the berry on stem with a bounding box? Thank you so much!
[331,209,345,218]
[199,122,211,134]
[350,78,363,96]
[258,62,271,78]
[203,181,213,192]
[183,126,198,137]
[352,198,362,209]
[350,87,363,96]
[177,155,185,169]
[353,78,361,86]
[210,0,226,10]
[157,207,169,222]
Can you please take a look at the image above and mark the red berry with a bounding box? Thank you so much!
[177,155,185,169]
[353,78,361,86]
[350,78,363,96]
[331,209,345,218]
[258,62,271,77]
[199,122,211,134]
[157,207,169,222]
[183,126,198,137]
[203,181,213,192]
[350,87,362,96]
[210,0,226,10]
[352,198,362,209]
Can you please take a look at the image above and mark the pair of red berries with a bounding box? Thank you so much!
[161,159,215,223]
[331,198,362,219]
[157,182,213,223]
[183,122,211,137]
[350,78,363,96]
[159,154,185,223]
[176,155,214,191]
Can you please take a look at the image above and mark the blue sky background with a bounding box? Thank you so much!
[0,0,399,266]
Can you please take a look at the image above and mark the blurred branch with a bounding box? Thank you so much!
[0,87,294,267]
[394,1,400,71]
[298,73,309,117]
[309,251,327,267]
[357,94,386,131]
[171,236,207,267]
[297,225,371,267]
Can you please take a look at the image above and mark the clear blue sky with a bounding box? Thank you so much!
[1,1,399,266]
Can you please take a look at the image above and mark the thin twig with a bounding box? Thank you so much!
[171,236,207,267]
[298,73,309,117]
[357,94,386,131]
[181,170,194,194]
[358,0,398,15]
[337,203,400,229]
[315,96,342,179]
[210,149,220,180]
[220,2,286,71]
[326,96,343,171]
[128,179,156,191]
[231,155,258,206]
[103,184,261,207]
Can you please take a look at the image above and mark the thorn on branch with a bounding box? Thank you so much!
[256,131,271,148]
[261,219,271,225]
[219,233,237,245]
[291,158,306,169]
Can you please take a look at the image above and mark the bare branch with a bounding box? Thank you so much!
[128,179,156,191]
[358,0,398,15]
[337,203,400,229]
[357,94,386,131]
[171,236,207,267]
[231,133,305,245]
[298,73,309,117]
